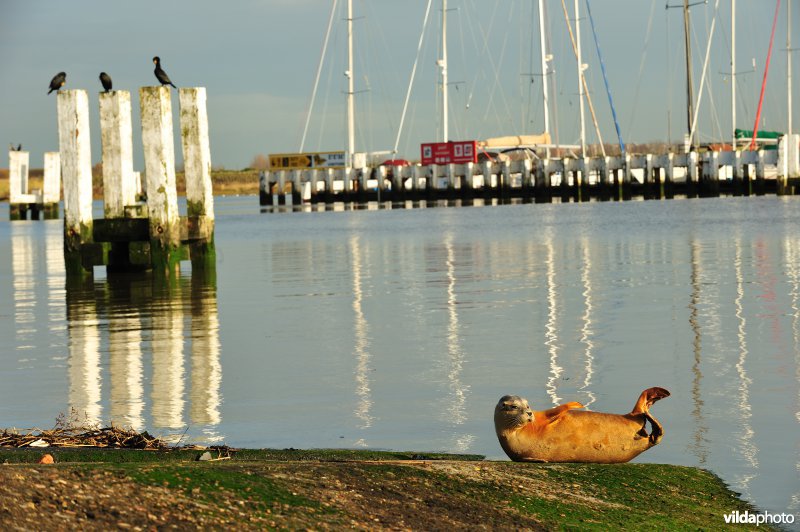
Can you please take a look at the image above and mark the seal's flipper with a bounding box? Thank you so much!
[630,387,670,415]
[544,401,584,422]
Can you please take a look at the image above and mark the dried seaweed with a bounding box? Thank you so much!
[0,409,167,450]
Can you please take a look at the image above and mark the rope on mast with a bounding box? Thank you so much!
[749,0,782,150]
[584,0,626,156]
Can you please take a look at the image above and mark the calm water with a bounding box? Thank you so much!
[1,196,799,516]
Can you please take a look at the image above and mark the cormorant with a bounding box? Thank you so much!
[48,72,66,94]
[152,57,177,88]
[16,144,21,151]
[99,72,113,93]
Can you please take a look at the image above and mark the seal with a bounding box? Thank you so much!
[494,387,670,463]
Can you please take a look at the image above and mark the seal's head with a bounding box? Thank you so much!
[494,395,534,431]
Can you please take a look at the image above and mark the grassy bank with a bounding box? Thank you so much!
[0,168,259,201]
[0,448,771,530]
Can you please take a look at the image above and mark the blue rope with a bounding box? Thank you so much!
[585,0,626,157]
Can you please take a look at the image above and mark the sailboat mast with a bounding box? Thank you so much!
[683,0,695,149]
[575,0,586,155]
[346,0,356,167]
[441,0,449,142]
[732,0,736,149]
[789,0,793,136]
[538,0,551,157]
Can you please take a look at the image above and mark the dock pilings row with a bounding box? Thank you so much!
[259,135,800,206]
[57,87,215,279]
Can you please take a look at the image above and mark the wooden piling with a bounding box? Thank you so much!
[58,90,94,276]
[42,151,61,218]
[179,87,216,268]
[140,86,181,274]
[777,133,800,195]
[8,150,32,220]
[100,91,137,218]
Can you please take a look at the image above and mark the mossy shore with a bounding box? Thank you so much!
[0,448,772,530]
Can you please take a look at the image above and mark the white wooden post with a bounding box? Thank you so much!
[43,152,61,205]
[140,86,180,272]
[8,150,29,203]
[179,88,214,220]
[58,90,94,274]
[99,91,136,218]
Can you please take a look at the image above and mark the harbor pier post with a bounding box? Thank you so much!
[755,149,766,195]
[259,171,270,205]
[777,134,800,195]
[8,150,34,220]
[42,151,61,218]
[100,91,137,218]
[686,151,699,197]
[58,90,94,277]
[179,87,216,270]
[140,86,181,275]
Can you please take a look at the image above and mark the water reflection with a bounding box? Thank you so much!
[579,238,596,408]
[61,270,223,442]
[688,239,709,464]
[350,234,374,444]
[443,232,473,451]
[787,238,800,510]
[733,237,758,494]
[544,227,563,405]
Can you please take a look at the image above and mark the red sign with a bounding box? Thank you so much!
[420,141,477,165]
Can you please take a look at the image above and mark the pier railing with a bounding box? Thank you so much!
[259,135,799,206]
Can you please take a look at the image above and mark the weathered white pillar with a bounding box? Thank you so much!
[179,88,214,219]
[140,86,180,272]
[501,160,511,189]
[778,134,800,184]
[412,164,422,191]
[8,150,29,203]
[687,151,699,185]
[100,91,136,218]
[43,152,61,204]
[58,90,94,275]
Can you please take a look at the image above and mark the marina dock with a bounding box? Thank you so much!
[260,136,799,207]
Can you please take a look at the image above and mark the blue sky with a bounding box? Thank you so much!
[1,0,797,169]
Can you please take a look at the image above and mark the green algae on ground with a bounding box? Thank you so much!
[0,448,773,530]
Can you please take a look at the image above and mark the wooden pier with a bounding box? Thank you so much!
[57,87,215,278]
[7,150,60,220]
[259,135,800,207]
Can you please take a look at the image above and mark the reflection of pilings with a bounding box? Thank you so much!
[544,229,563,405]
[66,279,102,425]
[190,275,222,428]
[45,222,66,325]
[106,277,146,431]
[733,238,758,494]
[444,233,473,451]
[579,239,596,408]
[350,235,373,435]
[151,282,185,429]
[786,238,800,510]
[688,239,709,463]
[11,226,36,344]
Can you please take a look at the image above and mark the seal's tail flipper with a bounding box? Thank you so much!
[630,387,670,415]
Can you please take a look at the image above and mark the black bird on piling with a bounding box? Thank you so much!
[99,72,113,93]
[47,72,66,94]
[16,144,22,151]
[152,57,177,88]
